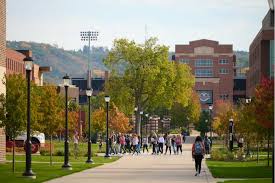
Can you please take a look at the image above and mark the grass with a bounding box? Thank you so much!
[2,140,119,183]
[207,160,273,178]
[0,158,118,183]
[220,179,272,183]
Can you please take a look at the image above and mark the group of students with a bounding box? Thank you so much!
[104,132,186,156]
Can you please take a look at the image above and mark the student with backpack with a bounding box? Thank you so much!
[192,136,205,176]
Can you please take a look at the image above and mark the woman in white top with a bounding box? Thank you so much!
[158,135,165,154]
[132,134,139,155]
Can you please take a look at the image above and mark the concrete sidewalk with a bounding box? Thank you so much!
[46,137,215,183]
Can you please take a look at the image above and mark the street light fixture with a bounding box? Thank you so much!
[229,118,234,151]
[104,96,110,158]
[22,56,36,179]
[140,111,143,146]
[208,105,213,148]
[245,98,251,104]
[80,31,99,90]
[62,74,72,170]
[86,89,93,163]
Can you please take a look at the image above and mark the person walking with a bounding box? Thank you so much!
[171,135,177,154]
[125,134,132,153]
[142,135,149,153]
[176,134,183,154]
[158,134,164,154]
[120,134,126,154]
[204,136,211,155]
[132,134,139,155]
[192,136,205,176]
[73,132,79,159]
[151,133,158,155]
[165,134,172,155]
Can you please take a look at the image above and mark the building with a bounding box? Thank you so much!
[72,70,108,104]
[175,39,235,111]
[0,0,6,163]
[246,9,274,97]
[6,49,51,86]
[233,67,247,104]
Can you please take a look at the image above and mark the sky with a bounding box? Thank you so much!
[7,0,270,52]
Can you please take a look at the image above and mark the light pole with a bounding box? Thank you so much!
[80,31,99,90]
[145,114,149,136]
[134,107,138,134]
[62,74,72,170]
[104,96,110,158]
[229,118,234,151]
[22,56,36,178]
[86,89,93,163]
[187,117,190,136]
[205,119,208,137]
[208,105,213,148]
[140,111,143,146]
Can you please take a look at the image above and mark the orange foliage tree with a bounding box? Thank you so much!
[92,104,132,134]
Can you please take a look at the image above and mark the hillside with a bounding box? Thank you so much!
[7,41,109,84]
[7,41,249,84]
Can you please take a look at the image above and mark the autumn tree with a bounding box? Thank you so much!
[104,38,194,135]
[38,85,63,165]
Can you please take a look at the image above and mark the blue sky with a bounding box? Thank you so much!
[7,0,269,51]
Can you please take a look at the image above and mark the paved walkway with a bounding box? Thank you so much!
[46,135,215,183]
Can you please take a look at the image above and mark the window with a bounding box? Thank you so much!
[195,69,213,77]
[220,94,229,100]
[195,59,213,67]
[179,58,190,64]
[219,68,229,74]
[219,59,229,64]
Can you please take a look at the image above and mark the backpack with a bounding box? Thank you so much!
[195,142,202,155]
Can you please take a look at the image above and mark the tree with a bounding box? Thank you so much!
[0,74,41,172]
[104,38,194,135]
[38,85,63,165]
[196,111,210,136]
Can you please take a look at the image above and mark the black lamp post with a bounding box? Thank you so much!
[205,119,208,137]
[229,118,234,151]
[62,74,72,170]
[134,107,138,134]
[140,111,143,146]
[145,114,149,136]
[86,89,93,163]
[208,105,213,148]
[104,95,110,158]
[22,56,36,179]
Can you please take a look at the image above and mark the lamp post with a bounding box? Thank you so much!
[208,105,213,148]
[80,31,99,90]
[62,74,72,170]
[140,111,143,146]
[145,114,149,136]
[104,96,110,158]
[22,56,36,178]
[229,118,234,151]
[86,89,93,163]
[205,119,208,137]
[187,117,190,136]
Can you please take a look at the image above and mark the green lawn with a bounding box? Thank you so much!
[1,156,119,183]
[221,179,272,183]
[207,160,273,178]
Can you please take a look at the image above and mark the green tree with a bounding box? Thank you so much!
[104,38,194,135]
[196,111,210,137]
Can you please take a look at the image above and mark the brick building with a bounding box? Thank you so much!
[175,39,235,111]
[0,0,5,163]
[246,9,274,97]
[6,49,51,86]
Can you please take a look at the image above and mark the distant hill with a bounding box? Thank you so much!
[7,41,249,84]
[7,41,109,84]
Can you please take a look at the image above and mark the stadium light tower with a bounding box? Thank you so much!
[80,30,99,89]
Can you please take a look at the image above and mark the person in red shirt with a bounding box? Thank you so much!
[192,136,205,176]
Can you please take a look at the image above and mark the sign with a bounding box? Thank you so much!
[197,90,213,104]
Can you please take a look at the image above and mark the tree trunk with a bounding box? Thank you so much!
[12,138,15,173]
[50,135,53,166]
[257,141,259,164]
[267,131,270,167]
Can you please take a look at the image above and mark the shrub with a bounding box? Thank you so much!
[54,150,71,156]
[40,148,50,156]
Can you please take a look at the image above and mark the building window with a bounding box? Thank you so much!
[219,68,229,74]
[195,59,213,67]
[179,58,190,64]
[220,94,229,100]
[195,69,213,77]
[219,59,229,64]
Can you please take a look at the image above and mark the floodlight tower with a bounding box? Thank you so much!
[80,31,99,89]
